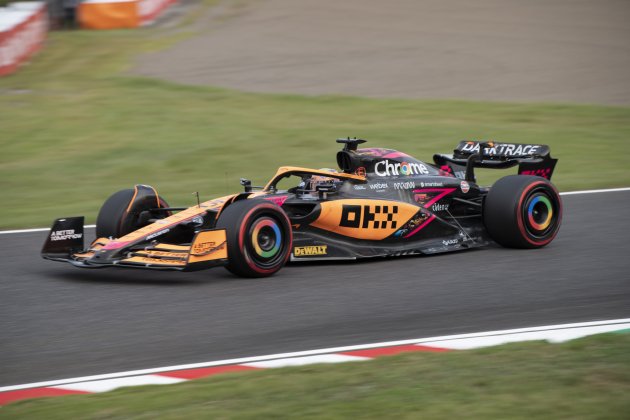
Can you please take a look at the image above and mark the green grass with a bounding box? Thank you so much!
[1,12,629,229]
[2,332,629,419]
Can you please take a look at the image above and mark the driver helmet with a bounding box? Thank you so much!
[306,168,338,191]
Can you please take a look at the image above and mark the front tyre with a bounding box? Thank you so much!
[216,199,292,278]
[484,175,562,248]
[96,186,170,239]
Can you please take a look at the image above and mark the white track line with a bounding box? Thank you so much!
[1,187,628,235]
[0,225,96,235]
[1,318,628,392]
[560,187,630,195]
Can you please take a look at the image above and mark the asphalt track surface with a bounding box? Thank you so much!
[1,190,629,387]
[135,0,630,105]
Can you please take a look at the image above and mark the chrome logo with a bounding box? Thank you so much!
[527,195,553,231]
[399,162,413,175]
[251,218,282,258]
[374,160,429,177]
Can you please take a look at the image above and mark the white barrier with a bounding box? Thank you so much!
[139,0,175,25]
[0,1,47,76]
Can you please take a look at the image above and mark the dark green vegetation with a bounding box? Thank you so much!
[1,10,629,229]
[2,333,629,419]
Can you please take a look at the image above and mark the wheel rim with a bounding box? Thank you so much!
[528,195,553,230]
[247,216,285,266]
[522,188,558,238]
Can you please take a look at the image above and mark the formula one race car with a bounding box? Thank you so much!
[42,138,562,277]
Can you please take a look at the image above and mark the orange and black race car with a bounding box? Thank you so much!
[42,138,562,277]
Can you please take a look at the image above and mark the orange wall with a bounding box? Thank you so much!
[78,0,177,29]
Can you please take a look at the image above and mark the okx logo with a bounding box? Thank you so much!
[340,205,399,229]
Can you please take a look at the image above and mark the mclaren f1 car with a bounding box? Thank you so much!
[42,138,562,277]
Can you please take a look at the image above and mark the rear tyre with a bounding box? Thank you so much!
[216,199,292,278]
[484,175,562,248]
[96,188,169,239]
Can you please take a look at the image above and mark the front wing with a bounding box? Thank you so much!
[41,217,228,271]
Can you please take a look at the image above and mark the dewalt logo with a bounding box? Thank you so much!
[294,245,328,257]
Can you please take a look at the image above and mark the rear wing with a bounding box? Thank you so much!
[433,141,558,182]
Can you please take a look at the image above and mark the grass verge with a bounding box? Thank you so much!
[1,11,629,229]
[2,332,629,419]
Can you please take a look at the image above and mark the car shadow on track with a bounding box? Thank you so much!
[43,246,492,286]
[44,266,243,286]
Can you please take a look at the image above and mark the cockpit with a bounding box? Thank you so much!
[266,168,346,200]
